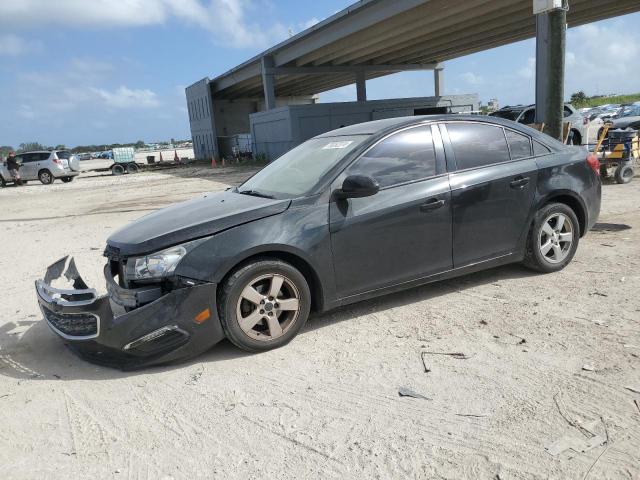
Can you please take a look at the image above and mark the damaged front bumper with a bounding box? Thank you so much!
[35,257,225,369]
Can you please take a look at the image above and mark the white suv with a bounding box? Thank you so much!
[1,150,80,186]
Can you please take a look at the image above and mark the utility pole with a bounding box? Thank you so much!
[534,0,567,141]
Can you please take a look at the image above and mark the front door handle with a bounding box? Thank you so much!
[420,198,445,212]
[510,176,530,189]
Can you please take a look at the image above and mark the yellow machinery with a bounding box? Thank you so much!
[594,124,639,184]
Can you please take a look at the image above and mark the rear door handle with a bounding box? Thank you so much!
[510,176,530,189]
[420,198,445,212]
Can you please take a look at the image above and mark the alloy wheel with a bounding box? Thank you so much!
[538,212,574,264]
[236,273,301,341]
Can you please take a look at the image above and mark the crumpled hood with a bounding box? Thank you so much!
[107,190,291,256]
[611,115,640,130]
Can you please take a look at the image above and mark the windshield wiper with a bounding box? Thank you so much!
[237,189,276,199]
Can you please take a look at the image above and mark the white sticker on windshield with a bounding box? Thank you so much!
[322,141,353,150]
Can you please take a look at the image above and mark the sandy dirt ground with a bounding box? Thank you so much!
[0,166,638,479]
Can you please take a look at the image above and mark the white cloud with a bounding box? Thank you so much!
[462,72,483,85]
[518,57,536,79]
[0,34,39,56]
[92,86,160,109]
[300,17,320,31]
[0,0,287,49]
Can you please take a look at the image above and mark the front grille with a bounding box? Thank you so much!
[42,306,98,338]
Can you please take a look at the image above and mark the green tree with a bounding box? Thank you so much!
[17,142,46,153]
[0,145,14,159]
[55,144,66,150]
[135,140,146,149]
[569,91,587,106]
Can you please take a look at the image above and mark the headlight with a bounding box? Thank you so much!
[125,238,207,281]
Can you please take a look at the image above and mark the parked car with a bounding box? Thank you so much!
[78,153,92,161]
[36,115,601,368]
[1,150,80,186]
[490,103,588,145]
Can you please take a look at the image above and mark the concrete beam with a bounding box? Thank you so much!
[261,56,276,110]
[356,70,367,101]
[264,63,439,76]
[434,66,444,97]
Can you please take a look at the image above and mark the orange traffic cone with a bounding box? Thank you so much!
[211,157,217,168]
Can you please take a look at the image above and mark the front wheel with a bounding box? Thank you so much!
[523,203,580,273]
[38,170,53,184]
[219,258,311,352]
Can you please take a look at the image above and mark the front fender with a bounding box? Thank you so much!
[175,201,336,307]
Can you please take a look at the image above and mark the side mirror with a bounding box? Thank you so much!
[335,175,380,199]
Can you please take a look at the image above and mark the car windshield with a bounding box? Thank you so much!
[490,110,521,121]
[238,135,370,198]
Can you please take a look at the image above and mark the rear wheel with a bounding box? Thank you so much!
[38,170,53,184]
[614,164,634,184]
[219,258,311,352]
[0,177,6,188]
[126,163,139,174]
[523,203,579,273]
[112,164,125,175]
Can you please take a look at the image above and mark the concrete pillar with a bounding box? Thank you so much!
[434,66,444,97]
[535,8,566,141]
[356,70,367,101]
[535,13,549,123]
[261,56,276,110]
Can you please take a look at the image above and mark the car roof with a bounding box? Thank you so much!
[316,114,565,149]
[20,151,52,154]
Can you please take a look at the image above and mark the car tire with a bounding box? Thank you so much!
[112,164,125,175]
[614,164,634,184]
[126,163,139,174]
[38,170,53,185]
[219,258,311,352]
[61,177,73,183]
[568,130,581,146]
[0,177,6,188]
[523,202,580,273]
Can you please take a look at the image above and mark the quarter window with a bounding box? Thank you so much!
[533,140,551,155]
[505,129,532,160]
[346,126,436,188]
[447,123,510,170]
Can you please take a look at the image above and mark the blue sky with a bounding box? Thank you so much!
[0,1,638,148]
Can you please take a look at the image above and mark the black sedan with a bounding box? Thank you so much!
[35,115,601,368]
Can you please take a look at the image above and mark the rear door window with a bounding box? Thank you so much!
[447,123,510,170]
[38,152,52,161]
[505,129,532,160]
[346,126,437,188]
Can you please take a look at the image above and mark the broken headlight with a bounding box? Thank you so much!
[125,238,208,281]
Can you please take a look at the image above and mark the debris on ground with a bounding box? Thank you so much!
[589,291,608,297]
[625,386,640,394]
[421,351,474,360]
[398,387,431,400]
[455,413,488,418]
[582,365,595,372]
[634,400,640,415]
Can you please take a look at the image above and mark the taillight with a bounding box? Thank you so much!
[586,153,600,176]
[52,154,61,165]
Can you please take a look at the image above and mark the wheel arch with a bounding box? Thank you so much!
[569,129,582,145]
[538,191,587,236]
[216,248,325,313]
